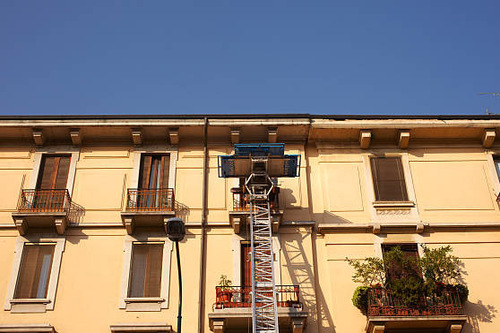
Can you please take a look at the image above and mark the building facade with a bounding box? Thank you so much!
[0,114,499,333]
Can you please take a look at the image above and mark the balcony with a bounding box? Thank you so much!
[12,189,71,235]
[365,287,467,333]
[229,187,283,233]
[120,188,175,234]
[208,285,307,333]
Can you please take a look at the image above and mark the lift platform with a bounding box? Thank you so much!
[218,144,300,333]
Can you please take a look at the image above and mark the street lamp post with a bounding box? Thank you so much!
[166,218,186,333]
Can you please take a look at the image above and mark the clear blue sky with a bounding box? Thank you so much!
[1,1,499,116]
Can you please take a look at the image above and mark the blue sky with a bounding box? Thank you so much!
[1,1,499,116]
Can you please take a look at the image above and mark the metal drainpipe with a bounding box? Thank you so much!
[197,117,209,333]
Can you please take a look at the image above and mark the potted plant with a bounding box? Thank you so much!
[218,274,233,303]
[347,245,468,314]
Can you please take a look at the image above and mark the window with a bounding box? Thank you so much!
[37,155,71,190]
[15,244,55,299]
[371,157,409,202]
[4,237,65,313]
[119,236,173,311]
[128,243,163,298]
[382,244,420,282]
[139,154,170,190]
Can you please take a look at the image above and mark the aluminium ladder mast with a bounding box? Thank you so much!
[218,144,301,333]
[246,157,279,333]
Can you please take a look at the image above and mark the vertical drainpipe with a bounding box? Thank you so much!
[197,117,209,333]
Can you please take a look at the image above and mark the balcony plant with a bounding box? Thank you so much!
[218,274,233,303]
[347,245,468,314]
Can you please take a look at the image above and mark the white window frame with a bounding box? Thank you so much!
[119,234,173,311]
[4,236,65,313]
[131,147,178,190]
[29,147,80,196]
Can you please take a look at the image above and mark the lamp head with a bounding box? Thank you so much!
[166,218,185,242]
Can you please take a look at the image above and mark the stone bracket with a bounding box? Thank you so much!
[360,130,372,149]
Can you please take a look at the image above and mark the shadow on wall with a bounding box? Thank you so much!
[463,300,497,333]
[281,232,336,332]
[175,201,190,222]
[68,201,85,224]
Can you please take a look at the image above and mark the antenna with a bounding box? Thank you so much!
[478,92,500,114]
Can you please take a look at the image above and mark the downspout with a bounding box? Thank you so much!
[197,117,209,332]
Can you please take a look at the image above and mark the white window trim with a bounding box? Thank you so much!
[4,236,65,312]
[119,234,173,310]
[29,147,80,196]
[363,152,421,224]
[0,324,55,333]
[131,147,178,189]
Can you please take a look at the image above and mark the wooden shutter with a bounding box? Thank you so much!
[15,244,55,299]
[139,155,170,189]
[37,155,71,189]
[241,242,252,287]
[371,157,408,201]
[128,244,163,297]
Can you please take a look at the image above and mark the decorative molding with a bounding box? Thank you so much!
[32,129,45,146]
[168,127,179,145]
[110,323,172,332]
[230,127,240,144]
[0,324,55,333]
[359,130,371,149]
[398,129,410,149]
[70,129,82,145]
[131,128,142,146]
[483,128,496,148]
[268,127,278,143]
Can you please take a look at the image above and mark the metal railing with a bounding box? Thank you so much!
[17,189,72,213]
[125,188,175,212]
[368,287,464,317]
[214,285,301,309]
[231,189,280,212]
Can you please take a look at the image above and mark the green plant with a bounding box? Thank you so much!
[352,286,370,313]
[345,256,386,286]
[218,274,232,287]
[346,245,468,311]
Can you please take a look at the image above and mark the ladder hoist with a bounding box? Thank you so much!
[218,144,301,333]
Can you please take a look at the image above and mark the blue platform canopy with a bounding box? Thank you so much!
[218,144,301,178]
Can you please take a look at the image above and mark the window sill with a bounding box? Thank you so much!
[9,298,51,313]
[124,297,165,312]
[373,201,415,209]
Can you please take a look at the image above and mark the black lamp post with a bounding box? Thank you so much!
[166,218,185,333]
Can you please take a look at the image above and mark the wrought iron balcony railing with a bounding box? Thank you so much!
[17,189,71,213]
[231,188,280,212]
[125,188,175,212]
[214,285,301,310]
[367,287,464,317]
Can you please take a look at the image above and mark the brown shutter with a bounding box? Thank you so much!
[241,242,252,287]
[37,155,71,189]
[128,244,163,297]
[54,156,70,189]
[371,157,408,201]
[38,156,56,189]
[139,155,152,189]
[160,155,170,188]
[15,244,55,299]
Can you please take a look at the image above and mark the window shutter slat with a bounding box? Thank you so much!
[371,157,408,201]
[15,245,54,299]
[54,156,71,189]
[129,244,163,298]
[38,157,55,189]
[139,156,152,189]
[160,155,170,188]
